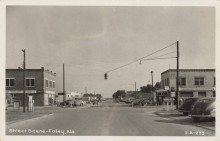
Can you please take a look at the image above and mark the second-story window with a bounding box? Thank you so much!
[165,78,169,86]
[45,79,49,87]
[180,77,186,86]
[214,77,215,86]
[162,80,164,88]
[53,81,55,88]
[49,81,52,88]
[6,78,15,87]
[195,77,204,86]
[26,78,35,87]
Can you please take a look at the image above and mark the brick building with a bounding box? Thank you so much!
[6,67,56,106]
[156,69,215,104]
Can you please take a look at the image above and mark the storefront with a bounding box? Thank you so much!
[156,89,168,105]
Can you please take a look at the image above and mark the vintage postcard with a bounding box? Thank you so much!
[1,1,220,141]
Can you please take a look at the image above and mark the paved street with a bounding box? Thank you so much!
[6,99,215,136]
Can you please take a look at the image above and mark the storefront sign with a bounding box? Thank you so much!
[179,87,214,91]
[171,92,175,97]
[45,90,56,94]
[6,90,36,94]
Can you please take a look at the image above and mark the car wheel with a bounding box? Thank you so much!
[183,112,188,116]
[192,117,200,122]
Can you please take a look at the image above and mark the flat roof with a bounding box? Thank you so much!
[6,68,56,76]
[161,69,215,75]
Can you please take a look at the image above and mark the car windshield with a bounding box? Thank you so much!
[185,99,194,103]
[198,99,212,104]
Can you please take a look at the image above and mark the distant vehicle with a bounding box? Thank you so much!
[82,97,91,104]
[190,97,215,122]
[74,100,86,106]
[132,99,147,106]
[125,97,135,104]
[178,98,200,116]
[92,100,99,105]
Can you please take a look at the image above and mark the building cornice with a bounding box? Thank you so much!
[161,69,215,75]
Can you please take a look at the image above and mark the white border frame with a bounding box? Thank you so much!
[1,1,220,141]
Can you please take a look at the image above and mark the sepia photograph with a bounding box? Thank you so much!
[3,4,217,138]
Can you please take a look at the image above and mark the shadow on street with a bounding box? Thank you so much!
[154,114,215,130]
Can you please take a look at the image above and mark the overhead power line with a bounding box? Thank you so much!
[141,51,176,60]
[106,42,177,73]
[140,57,177,61]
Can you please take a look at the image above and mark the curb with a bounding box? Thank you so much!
[154,111,183,116]
[6,113,53,126]
[64,105,91,109]
[154,112,215,132]
[133,106,162,108]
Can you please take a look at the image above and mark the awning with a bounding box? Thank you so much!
[156,89,168,96]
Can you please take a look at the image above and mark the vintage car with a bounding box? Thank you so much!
[92,99,99,105]
[74,100,86,106]
[132,99,147,106]
[178,97,200,116]
[190,97,215,122]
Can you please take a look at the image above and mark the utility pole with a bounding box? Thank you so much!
[151,71,154,103]
[63,64,66,104]
[22,49,26,112]
[176,41,179,109]
[135,82,136,99]
[151,71,154,91]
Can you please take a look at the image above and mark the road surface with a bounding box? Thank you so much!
[6,99,215,136]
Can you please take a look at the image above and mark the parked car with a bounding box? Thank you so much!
[92,100,99,105]
[132,99,147,106]
[190,97,215,122]
[178,97,200,116]
[125,97,135,104]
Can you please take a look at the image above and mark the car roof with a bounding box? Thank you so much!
[197,97,215,101]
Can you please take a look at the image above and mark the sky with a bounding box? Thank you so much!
[6,6,215,98]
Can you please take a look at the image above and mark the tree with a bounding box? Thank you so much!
[140,84,152,93]
[112,90,126,99]
[154,82,162,90]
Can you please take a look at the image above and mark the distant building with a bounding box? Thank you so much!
[58,91,82,103]
[125,91,152,99]
[157,69,215,104]
[6,67,56,106]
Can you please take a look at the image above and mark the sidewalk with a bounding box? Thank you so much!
[6,106,60,124]
[6,104,92,124]
[154,108,215,131]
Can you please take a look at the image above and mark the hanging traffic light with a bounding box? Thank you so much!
[104,73,108,80]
